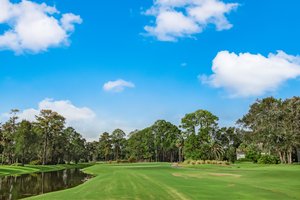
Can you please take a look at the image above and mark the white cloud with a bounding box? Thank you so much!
[0,0,82,54]
[144,0,238,41]
[103,79,135,92]
[17,99,97,138]
[201,51,300,97]
[0,99,137,141]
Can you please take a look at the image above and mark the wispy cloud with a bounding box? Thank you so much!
[103,79,135,92]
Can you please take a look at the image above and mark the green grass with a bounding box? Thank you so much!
[24,162,300,200]
[0,163,92,176]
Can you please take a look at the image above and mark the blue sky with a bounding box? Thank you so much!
[1,0,300,140]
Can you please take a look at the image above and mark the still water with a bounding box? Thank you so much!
[0,168,92,200]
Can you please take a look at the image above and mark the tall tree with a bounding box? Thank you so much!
[181,110,219,160]
[111,129,126,160]
[152,120,181,162]
[15,120,37,165]
[238,97,300,164]
[35,110,65,165]
[1,109,19,164]
[98,132,112,161]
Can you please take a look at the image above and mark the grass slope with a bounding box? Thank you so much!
[26,163,300,200]
[0,163,90,176]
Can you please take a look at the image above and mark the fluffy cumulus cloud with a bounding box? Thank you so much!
[144,0,238,41]
[201,51,300,97]
[0,99,136,141]
[0,0,82,54]
[103,79,135,92]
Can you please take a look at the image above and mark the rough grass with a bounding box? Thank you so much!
[0,163,91,176]
[25,162,300,200]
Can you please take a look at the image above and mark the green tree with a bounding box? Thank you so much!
[98,132,112,161]
[15,120,37,165]
[1,109,19,164]
[238,97,300,164]
[111,129,126,160]
[35,110,66,165]
[63,127,86,164]
[152,120,181,162]
[181,110,219,160]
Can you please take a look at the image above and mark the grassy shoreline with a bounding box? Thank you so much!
[0,163,93,177]
[25,162,300,200]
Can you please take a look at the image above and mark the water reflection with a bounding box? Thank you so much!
[0,168,92,200]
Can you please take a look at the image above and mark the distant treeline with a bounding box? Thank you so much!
[1,97,299,165]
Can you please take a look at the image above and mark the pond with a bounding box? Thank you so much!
[0,168,92,200]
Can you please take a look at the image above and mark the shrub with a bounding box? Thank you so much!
[128,157,136,163]
[183,159,230,166]
[29,160,41,165]
[205,160,212,164]
[245,145,261,163]
[195,160,205,165]
[237,158,252,162]
[257,155,279,164]
[11,163,23,166]
[217,161,223,165]
[184,159,192,164]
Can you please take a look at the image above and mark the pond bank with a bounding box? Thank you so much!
[0,167,93,200]
[0,163,93,176]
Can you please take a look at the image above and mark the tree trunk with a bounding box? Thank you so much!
[42,135,48,165]
[283,152,287,164]
[22,148,25,166]
[178,147,182,163]
[1,153,4,165]
[287,149,292,164]
[278,151,284,164]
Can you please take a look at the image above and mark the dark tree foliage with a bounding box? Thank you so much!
[1,96,299,165]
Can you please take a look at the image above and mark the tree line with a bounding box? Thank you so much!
[1,96,299,165]
[0,110,86,165]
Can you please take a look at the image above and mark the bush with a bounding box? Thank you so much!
[183,159,192,164]
[257,155,279,164]
[128,157,136,163]
[11,163,23,166]
[29,160,41,165]
[117,159,129,163]
[245,145,261,163]
[196,160,205,165]
[205,160,212,164]
[183,159,230,165]
[237,158,252,162]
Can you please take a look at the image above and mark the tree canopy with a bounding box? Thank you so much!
[0,96,299,165]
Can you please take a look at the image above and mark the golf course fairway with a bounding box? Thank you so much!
[26,163,300,200]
